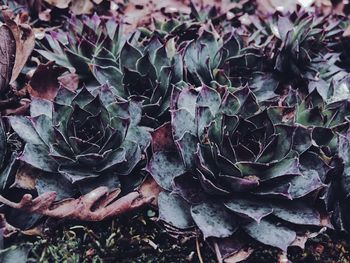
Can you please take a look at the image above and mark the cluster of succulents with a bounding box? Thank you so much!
[3,1,350,261]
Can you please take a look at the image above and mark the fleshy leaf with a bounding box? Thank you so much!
[224,197,273,223]
[146,151,185,191]
[19,143,58,172]
[191,202,238,239]
[7,116,43,145]
[158,191,194,229]
[243,219,296,251]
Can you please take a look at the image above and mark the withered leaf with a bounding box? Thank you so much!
[0,25,15,92]
[4,20,35,84]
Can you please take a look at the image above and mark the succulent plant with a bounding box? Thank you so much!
[147,84,333,257]
[7,84,151,196]
[37,14,123,79]
[91,33,184,127]
[182,27,261,87]
[249,12,345,100]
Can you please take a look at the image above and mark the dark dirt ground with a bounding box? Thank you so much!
[5,208,350,263]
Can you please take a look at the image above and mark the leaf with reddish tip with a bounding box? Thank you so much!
[151,122,176,153]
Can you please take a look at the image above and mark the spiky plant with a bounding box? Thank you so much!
[91,34,184,127]
[147,84,333,258]
[249,11,345,99]
[37,14,123,79]
[7,85,151,196]
[182,27,261,87]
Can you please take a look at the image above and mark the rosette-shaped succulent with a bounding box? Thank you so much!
[183,28,261,87]
[7,85,151,195]
[147,84,332,258]
[250,12,345,98]
[92,34,183,127]
[37,14,123,79]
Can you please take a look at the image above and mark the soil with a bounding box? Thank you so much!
[7,208,350,263]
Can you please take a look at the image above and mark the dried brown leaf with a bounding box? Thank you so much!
[11,163,38,191]
[70,0,94,15]
[28,61,67,101]
[3,19,35,84]
[0,177,161,221]
[0,25,15,92]
[43,0,71,9]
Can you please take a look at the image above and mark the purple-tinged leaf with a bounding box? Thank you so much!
[151,122,176,153]
[272,202,322,226]
[288,169,325,199]
[171,108,196,140]
[197,169,230,195]
[20,143,58,172]
[220,175,259,192]
[36,172,76,200]
[172,174,206,204]
[219,91,240,115]
[191,202,238,239]
[146,151,185,191]
[208,235,248,260]
[293,126,312,154]
[7,116,43,145]
[176,132,197,170]
[197,85,221,115]
[260,157,301,181]
[243,219,296,251]
[30,97,53,118]
[120,41,142,70]
[176,87,198,116]
[224,197,273,223]
[158,191,194,229]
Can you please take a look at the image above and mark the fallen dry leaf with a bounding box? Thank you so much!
[0,25,16,92]
[0,177,161,221]
[11,163,38,191]
[3,19,35,84]
[38,9,51,22]
[0,214,18,239]
[43,0,71,9]
[28,61,67,101]
[70,0,94,15]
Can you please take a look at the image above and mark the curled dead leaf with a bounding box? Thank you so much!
[3,19,35,84]
[0,25,16,92]
[0,214,18,239]
[11,163,37,191]
[0,177,161,221]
